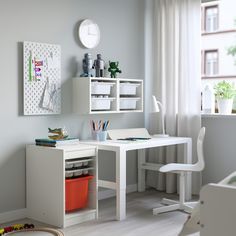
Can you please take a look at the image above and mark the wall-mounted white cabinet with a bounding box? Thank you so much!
[73,77,143,114]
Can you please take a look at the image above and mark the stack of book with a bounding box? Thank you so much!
[35,138,79,147]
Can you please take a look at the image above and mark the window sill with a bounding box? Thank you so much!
[201,113,236,118]
[201,75,236,79]
[202,29,236,36]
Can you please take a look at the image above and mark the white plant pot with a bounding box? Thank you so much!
[217,98,233,114]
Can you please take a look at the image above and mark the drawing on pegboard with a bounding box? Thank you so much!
[23,41,61,115]
[40,77,58,111]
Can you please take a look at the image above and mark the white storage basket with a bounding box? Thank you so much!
[120,98,140,110]
[120,82,140,96]
[91,82,115,95]
[65,171,73,178]
[73,169,83,177]
[91,98,115,110]
[73,162,83,168]
[65,162,74,169]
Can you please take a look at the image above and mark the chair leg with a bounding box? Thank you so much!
[153,204,180,215]
[162,198,179,205]
[183,204,194,214]
[153,172,196,215]
[185,201,198,208]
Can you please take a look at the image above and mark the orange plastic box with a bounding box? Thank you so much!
[65,175,93,212]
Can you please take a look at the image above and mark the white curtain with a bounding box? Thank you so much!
[145,0,201,195]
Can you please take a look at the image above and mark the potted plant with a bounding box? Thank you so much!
[214,80,236,114]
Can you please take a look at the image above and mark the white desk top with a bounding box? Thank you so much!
[28,137,191,152]
[80,136,191,151]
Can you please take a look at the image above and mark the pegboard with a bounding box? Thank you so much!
[23,41,61,115]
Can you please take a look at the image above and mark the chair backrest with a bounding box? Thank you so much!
[194,127,206,172]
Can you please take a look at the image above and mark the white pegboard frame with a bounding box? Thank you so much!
[23,41,61,115]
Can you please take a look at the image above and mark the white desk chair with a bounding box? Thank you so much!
[153,127,205,215]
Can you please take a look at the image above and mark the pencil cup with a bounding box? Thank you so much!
[92,131,100,141]
[98,131,107,141]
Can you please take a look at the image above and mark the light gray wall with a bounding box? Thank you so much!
[0,0,144,213]
[202,116,236,185]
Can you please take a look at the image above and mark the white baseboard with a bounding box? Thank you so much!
[98,184,137,200]
[0,184,138,224]
[0,208,27,224]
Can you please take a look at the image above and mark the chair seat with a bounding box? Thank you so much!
[159,163,196,173]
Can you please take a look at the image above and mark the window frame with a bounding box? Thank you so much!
[204,4,219,32]
[203,49,219,76]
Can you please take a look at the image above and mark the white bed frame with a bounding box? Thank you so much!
[200,171,236,236]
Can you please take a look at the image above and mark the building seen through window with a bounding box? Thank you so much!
[201,0,236,114]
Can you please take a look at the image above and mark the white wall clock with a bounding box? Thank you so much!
[78,19,100,49]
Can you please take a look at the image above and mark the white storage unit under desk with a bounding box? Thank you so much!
[26,144,98,228]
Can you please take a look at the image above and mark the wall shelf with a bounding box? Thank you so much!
[73,77,143,114]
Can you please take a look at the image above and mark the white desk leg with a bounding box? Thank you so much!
[138,149,146,192]
[116,148,126,221]
[184,139,192,200]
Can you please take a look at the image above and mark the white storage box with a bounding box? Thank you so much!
[120,98,140,110]
[65,168,91,178]
[74,162,83,168]
[91,82,115,95]
[91,98,115,110]
[65,162,74,169]
[73,169,83,177]
[65,170,74,178]
[82,161,89,167]
[120,82,140,95]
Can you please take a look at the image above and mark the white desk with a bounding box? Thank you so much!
[81,136,192,220]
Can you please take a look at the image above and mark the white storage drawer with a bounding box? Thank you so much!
[65,167,94,178]
[65,149,96,160]
[120,82,140,95]
[120,98,140,110]
[91,82,115,95]
[65,162,74,169]
[91,98,115,110]
[65,158,93,169]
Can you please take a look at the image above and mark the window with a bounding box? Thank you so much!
[205,5,219,32]
[204,50,219,75]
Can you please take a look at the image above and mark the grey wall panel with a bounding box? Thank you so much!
[0,0,144,213]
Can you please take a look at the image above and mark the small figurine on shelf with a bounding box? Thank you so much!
[108,61,122,78]
[80,53,94,77]
[48,127,68,140]
[93,54,106,77]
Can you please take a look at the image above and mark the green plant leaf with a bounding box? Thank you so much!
[214,80,236,99]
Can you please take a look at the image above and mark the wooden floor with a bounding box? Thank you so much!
[2,190,199,236]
